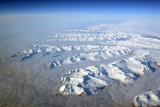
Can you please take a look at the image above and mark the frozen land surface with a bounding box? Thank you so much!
[0,17,160,107]
[134,87,160,107]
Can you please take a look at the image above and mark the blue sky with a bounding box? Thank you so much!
[0,0,160,22]
[0,0,160,14]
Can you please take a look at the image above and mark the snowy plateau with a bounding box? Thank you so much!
[10,21,160,107]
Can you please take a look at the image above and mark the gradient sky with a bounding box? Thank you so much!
[0,0,160,23]
[0,0,160,14]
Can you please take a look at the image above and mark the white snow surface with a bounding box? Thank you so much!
[133,87,160,107]
[10,21,160,101]
[1,14,160,107]
[59,50,153,95]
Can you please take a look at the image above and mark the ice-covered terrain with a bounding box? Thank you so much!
[59,50,153,95]
[1,18,160,107]
[133,87,160,107]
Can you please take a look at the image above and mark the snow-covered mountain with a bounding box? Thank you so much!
[133,87,160,107]
[11,21,160,106]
